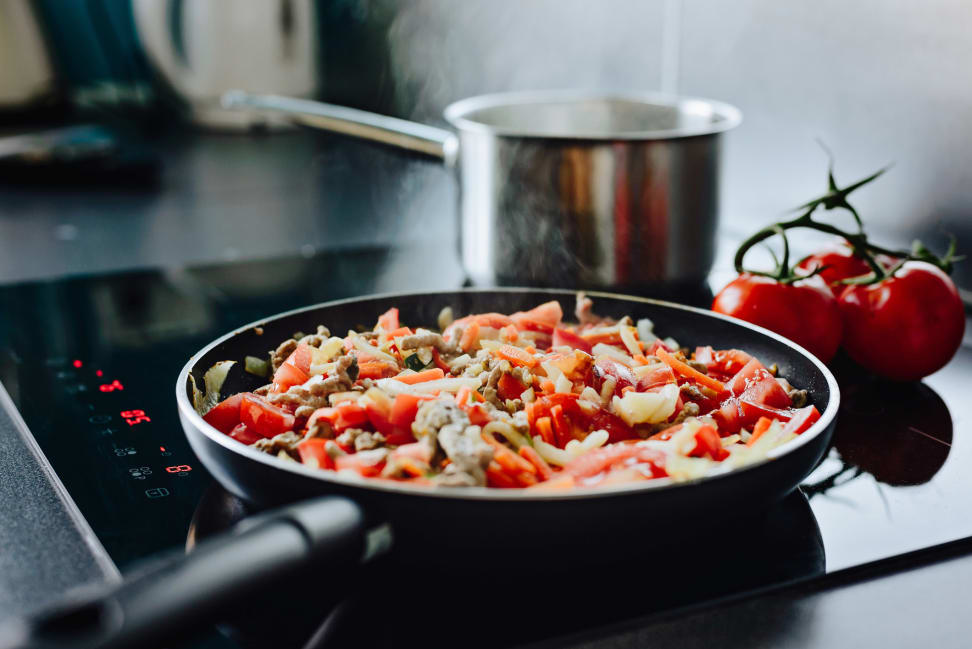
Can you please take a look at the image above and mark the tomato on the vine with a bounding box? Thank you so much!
[712,273,843,363]
[838,262,965,381]
[796,244,898,295]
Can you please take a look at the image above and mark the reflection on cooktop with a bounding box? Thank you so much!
[186,485,824,649]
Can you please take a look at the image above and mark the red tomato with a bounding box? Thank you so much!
[497,373,527,401]
[552,328,593,354]
[240,395,295,438]
[587,410,636,443]
[739,371,791,410]
[712,273,843,363]
[377,307,400,331]
[712,399,744,434]
[563,444,666,479]
[694,347,752,378]
[511,301,564,333]
[690,425,729,461]
[296,438,335,469]
[635,365,676,391]
[592,357,636,395]
[203,393,249,434]
[389,393,434,428]
[334,451,385,477]
[837,262,965,381]
[271,360,309,393]
[738,400,793,428]
[228,422,263,445]
[287,342,314,375]
[782,405,821,435]
[364,400,397,437]
[796,244,898,295]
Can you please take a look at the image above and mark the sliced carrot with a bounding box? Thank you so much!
[396,368,445,385]
[482,431,536,474]
[747,416,774,447]
[656,347,726,394]
[515,471,539,487]
[550,404,571,447]
[486,462,518,488]
[460,320,480,352]
[455,385,473,407]
[535,416,555,445]
[356,360,400,380]
[495,344,539,368]
[518,445,554,480]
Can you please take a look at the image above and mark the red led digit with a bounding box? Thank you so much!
[72,360,83,368]
[99,380,124,392]
[165,465,192,473]
[120,409,150,426]
[95,370,103,377]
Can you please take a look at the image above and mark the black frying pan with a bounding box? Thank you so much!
[9,289,838,649]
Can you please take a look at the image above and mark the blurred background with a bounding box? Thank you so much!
[0,0,969,293]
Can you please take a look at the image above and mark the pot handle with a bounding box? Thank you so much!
[2,496,389,649]
[222,91,459,165]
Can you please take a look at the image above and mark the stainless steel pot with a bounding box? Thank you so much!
[223,90,741,290]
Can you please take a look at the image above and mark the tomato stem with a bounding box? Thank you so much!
[733,163,959,285]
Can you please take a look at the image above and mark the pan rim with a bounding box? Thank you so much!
[442,88,743,141]
[176,287,838,502]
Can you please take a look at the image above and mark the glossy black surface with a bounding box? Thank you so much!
[0,249,969,648]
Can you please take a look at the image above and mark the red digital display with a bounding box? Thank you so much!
[72,360,83,368]
[120,409,151,426]
[99,380,124,392]
[165,465,192,473]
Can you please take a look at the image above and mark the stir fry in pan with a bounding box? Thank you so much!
[195,295,821,489]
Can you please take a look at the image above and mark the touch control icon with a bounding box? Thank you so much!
[144,487,169,499]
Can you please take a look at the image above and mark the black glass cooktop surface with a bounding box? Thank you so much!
[0,245,969,648]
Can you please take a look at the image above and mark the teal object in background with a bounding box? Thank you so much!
[33,0,154,108]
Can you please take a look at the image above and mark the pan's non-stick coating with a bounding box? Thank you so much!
[178,289,837,560]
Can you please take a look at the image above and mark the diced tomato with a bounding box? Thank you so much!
[511,300,563,333]
[364,399,397,437]
[240,394,296,438]
[271,360,309,393]
[334,451,385,477]
[495,345,538,368]
[648,424,683,441]
[377,307,400,331]
[497,373,527,401]
[586,409,636,443]
[783,405,821,435]
[384,430,417,446]
[385,326,413,339]
[443,313,514,341]
[550,404,572,447]
[690,424,729,461]
[738,399,794,428]
[553,328,593,354]
[313,401,371,434]
[739,371,791,410]
[228,422,263,445]
[391,441,433,464]
[563,444,666,479]
[645,339,675,355]
[593,357,636,395]
[635,364,676,391]
[389,393,435,428]
[431,348,451,373]
[694,347,752,379]
[203,393,249,434]
[287,342,314,374]
[711,398,744,434]
[356,360,399,380]
[548,350,594,381]
[296,438,335,470]
[728,358,767,396]
[534,416,556,445]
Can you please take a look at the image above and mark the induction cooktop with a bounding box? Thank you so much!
[0,244,968,648]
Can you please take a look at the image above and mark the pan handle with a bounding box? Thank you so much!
[222,91,459,165]
[2,496,387,649]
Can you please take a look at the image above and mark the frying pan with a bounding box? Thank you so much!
[8,289,838,649]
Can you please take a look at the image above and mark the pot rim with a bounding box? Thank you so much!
[443,88,742,141]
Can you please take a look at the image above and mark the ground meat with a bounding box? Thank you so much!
[270,338,298,372]
[481,360,533,410]
[253,384,272,396]
[336,428,387,452]
[687,359,708,375]
[399,331,459,356]
[412,400,493,486]
[448,354,473,375]
[253,431,304,458]
[788,389,808,408]
[268,355,359,417]
[298,325,333,348]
